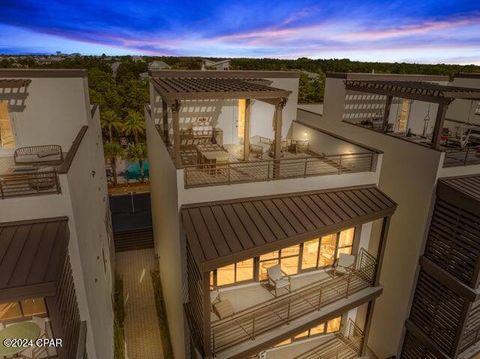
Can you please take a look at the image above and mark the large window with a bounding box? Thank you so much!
[275,316,342,347]
[211,258,254,287]
[0,298,47,323]
[301,228,355,271]
[211,228,356,288]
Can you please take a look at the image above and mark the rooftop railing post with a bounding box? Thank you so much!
[303,158,308,177]
[0,181,4,199]
[317,287,322,310]
[252,315,256,339]
[338,155,343,174]
[227,163,231,184]
[267,160,271,181]
[287,298,291,324]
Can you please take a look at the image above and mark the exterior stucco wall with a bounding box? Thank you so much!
[145,108,186,359]
[64,107,114,359]
[6,77,89,150]
[298,103,443,357]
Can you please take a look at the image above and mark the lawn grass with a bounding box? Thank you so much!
[114,275,126,359]
[151,270,175,359]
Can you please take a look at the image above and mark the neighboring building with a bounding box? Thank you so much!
[201,59,231,71]
[402,174,480,359]
[148,60,171,71]
[297,72,480,358]
[0,69,114,359]
[145,70,397,358]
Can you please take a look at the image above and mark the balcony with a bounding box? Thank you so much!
[208,249,377,357]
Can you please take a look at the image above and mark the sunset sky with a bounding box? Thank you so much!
[1,0,479,64]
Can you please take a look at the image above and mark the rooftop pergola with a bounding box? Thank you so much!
[344,80,480,149]
[150,76,291,166]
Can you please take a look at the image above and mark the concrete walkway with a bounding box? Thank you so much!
[116,249,164,359]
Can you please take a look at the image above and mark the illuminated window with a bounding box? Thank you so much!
[21,298,47,317]
[280,245,300,276]
[213,259,254,287]
[0,298,47,323]
[337,228,354,258]
[238,99,246,140]
[301,238,319,270]
[0,302,22,321]
[319,234,337,267]
[273,316,342,347]
[326,317,341,333]
[0,101,15,149]
[259,251,280,280]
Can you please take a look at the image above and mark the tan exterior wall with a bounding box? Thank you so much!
[145,108,186,359]
[298,102,443,357]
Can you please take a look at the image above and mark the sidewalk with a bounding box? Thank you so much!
[116,249,164,359]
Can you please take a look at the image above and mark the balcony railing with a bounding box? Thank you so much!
[443,147,480,167]
[0,170,61,199]
[210,249,377,355]
[184,152,376,188]
[293,320,364,359]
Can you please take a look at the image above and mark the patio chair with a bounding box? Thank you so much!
[28,167,57,191]
[267,265,291,297]
[14,145,63,166]
[20,317,50,359]
[210,288,221,306]
[333,253,356,276]
[213,298,235,320]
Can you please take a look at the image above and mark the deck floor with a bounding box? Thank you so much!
[116,249,164,359]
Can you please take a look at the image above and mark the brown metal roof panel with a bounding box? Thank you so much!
[0,217,68,298]
[181,186,396,271]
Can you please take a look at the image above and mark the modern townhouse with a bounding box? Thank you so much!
[297,72,480,358]
[145,70,397,359]
[0,69,114,359]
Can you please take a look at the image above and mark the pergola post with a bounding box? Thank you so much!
[273,99,286,178]
[431,101,449,150]
[203,272,212,358]
[171,101,182,167]
[162,100,169,146]
[382,95,393,131]
[243,99,251,161]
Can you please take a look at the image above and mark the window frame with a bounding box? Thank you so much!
[0,298,49,325]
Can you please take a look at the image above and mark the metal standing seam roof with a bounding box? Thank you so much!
[344,80,480,103]
[151,77,291,103]
[0,217,69,301]
[437,175,480,213]
[181,186,397,271]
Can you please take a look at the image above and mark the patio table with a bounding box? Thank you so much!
[0,321,41,356]
[196,144,229,175]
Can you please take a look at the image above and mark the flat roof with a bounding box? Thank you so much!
[181,186,396,271]
[0,217,69,301]
[344,79,480,103]
[327,72,450,82]
[151,77,291,103]
[0,69,87,78]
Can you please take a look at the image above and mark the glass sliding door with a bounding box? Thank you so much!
[337,228,354,257]
[214,259,254,287]
[318,234,337,267]
[280,245,300,276]
[301,238,320,270]
[259,251,280,281]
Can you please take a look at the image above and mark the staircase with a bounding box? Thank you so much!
[114,227,154,252]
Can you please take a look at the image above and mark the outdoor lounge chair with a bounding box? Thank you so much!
[14,145,63,166]
[333,253,356,276]
[267,264,291,297]
[213,298,235,319]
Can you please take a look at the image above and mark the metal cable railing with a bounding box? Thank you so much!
[184,152,375,188]
[211,250,377,355]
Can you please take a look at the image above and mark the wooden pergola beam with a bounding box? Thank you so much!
[162,100,169,145]
[431,102,449,150]
[382,96,393,130]
[171,101,181,167]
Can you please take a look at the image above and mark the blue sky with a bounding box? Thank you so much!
[1,0,479,64]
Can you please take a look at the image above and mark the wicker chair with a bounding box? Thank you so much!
[14,145,63,166]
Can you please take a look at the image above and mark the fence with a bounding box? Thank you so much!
[443,147,480,167]
[184,152,375,188]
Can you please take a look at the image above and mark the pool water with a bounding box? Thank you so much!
[126,161,149,180]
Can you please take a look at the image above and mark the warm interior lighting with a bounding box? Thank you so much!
[319,234,337,267]
[0,298,47,322]
[301,238,319,270]
[337,228,354,258]
[326,316,341,333]
[0,101,15,149]
[238,99,246,140]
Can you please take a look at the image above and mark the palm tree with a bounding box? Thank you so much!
[125,143,148,182]
[100,110,123,143]
[103,142,124,186]
[123,110,145,144]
